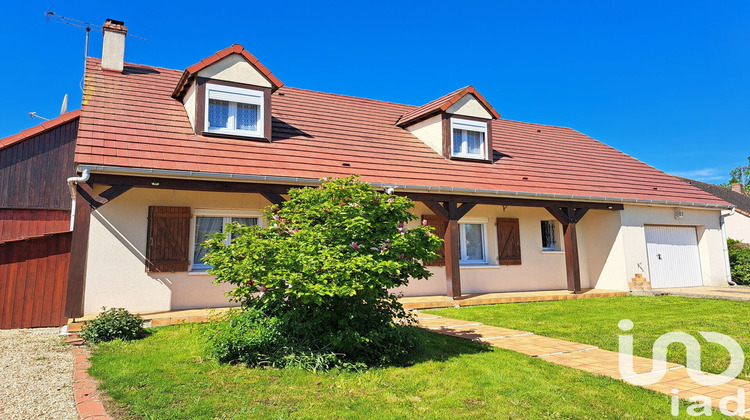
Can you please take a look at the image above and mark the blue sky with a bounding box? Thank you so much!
[3,1,749,183]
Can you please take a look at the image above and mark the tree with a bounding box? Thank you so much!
[202,176,443,368]
[727,156,750,193]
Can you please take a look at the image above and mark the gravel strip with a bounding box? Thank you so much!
[0,328,77,420]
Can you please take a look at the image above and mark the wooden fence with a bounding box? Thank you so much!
[0,232,71,329]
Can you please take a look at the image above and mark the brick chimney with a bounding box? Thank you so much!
[101,19,127,72]
[731,183,744,194]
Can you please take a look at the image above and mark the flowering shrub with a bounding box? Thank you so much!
[203,176,442,367]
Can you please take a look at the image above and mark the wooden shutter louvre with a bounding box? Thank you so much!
[496,218,522,265]
[422,214,447,266]
[146,206,191,272]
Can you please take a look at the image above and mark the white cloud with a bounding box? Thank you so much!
[669,168,726,182]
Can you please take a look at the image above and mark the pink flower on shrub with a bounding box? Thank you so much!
[422,219,428,226]
[351,242,359,250]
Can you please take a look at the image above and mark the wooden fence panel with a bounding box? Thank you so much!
[0,232,71,329]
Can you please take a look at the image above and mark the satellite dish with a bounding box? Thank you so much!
[60,94,68,116]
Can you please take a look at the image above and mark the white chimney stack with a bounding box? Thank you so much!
[101,19,127,72]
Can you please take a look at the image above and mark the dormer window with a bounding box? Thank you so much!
[205,83,264,138]
[451,118,487,160]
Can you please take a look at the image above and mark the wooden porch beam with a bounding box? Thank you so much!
[260,192,286,206]
[423,200,450,220]
[454,202,477,220]
[444,219,461,298]
[65,186,92,319]
[563,222,582,293]
[76,183,133,209]
[89,174,295,195]
[404,192,623,211]
[545,206,590,294]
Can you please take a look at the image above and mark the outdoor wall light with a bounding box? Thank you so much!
[674,209,684,220]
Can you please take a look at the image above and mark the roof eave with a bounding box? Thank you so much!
[76,164,734,211]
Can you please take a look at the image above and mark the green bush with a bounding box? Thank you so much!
[728,239,750,285]
[203,309,343,370]
[202,176,440,368]
[80,307,147,344]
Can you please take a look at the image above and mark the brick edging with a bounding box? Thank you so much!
[72,347,111,420]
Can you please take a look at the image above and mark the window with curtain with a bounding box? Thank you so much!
[205,83,264,137]
[193,215,258,270]
[451,118,487,159]
[458,223,487,263]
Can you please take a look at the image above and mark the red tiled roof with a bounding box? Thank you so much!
[172,44,283,98]
[1,110,80,150]
[75,57,729,207]
[397,86,501,127]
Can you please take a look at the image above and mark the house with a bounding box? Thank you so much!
[677,178,750,243]
[0,19,737,324]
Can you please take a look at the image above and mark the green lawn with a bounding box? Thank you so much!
[428,295,750,381]
[88,323,720,419]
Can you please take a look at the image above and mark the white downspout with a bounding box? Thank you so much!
[67,168,90,230]
[721,207,737,286]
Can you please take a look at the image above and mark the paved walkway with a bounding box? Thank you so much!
[414,312,750,418]
[642,286,750,302]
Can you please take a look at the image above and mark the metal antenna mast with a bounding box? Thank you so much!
[44,8,148,92]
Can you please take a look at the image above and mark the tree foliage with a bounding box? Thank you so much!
[202,176,442,367]
[726,156,750,193]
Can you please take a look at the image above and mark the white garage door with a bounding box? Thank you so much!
[645,225,703,289]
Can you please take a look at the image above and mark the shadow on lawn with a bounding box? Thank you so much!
[406,327,491,365]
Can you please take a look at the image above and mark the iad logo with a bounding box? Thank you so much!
[618,319,745,417]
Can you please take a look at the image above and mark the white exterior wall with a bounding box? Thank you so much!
[405,115,443,154]
[197,54,272,88]
[619,205,729,287]
[393,204,609,296]
[83,187,273,315]
[83,188,730,314]
[446,94,494,119]
[725,211,750,243]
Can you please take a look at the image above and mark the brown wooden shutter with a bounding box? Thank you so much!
[422,214,447,266]
[146,206,191,272]
[496,218,522,265]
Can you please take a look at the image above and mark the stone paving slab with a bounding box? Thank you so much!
[482,334,597,357]
[438,324,531,341]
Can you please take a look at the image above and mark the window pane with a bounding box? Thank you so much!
[194,216,223,267]
[231,217,258,226]
[466,130,484,155]
[453,128,484,157]
[229,217,258,242]
[453,128,464,154]
[462,224,484,261]
[236,103,259,131]
[208,99,229,129]
[541,221,556,249]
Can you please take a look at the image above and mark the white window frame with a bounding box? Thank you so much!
[191,209,263,271]
[458,220,489,264]
[540,220,562,252]
[204,83,264,138]
[450,117,488,159]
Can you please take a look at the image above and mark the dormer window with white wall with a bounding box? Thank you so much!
[396,86,500,163]
[172,45,284,142]
[206,83,264,138]
[451,118,487,160]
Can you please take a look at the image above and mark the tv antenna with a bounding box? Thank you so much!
[44,7,148,91]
